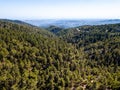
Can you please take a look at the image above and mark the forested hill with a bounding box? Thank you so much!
[57,24,120,65]
[0,19,120,90]
[0,19,82,90]
[57,24,120,45]
[57,23,120,37]
[0,19,55,38]
[0,19,31,25]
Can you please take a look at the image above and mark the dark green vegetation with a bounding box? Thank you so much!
[0,19,120,90]
[46,25,63,34]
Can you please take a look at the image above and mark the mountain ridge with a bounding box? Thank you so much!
[24,19,120,28]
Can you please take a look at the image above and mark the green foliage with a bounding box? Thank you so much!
[0,19,120,90]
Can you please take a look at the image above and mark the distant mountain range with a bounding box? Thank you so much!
[24,19,120,28]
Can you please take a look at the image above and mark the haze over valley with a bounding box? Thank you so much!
[25,19,120,28]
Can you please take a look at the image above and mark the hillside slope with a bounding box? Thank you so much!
[0,20,120,90]
[57,24,120,65]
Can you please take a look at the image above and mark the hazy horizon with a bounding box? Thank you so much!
[1,18,120,21]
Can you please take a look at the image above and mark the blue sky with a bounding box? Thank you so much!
[0,0,120,19]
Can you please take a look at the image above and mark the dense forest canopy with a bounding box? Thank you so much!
[0,19,120,90]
